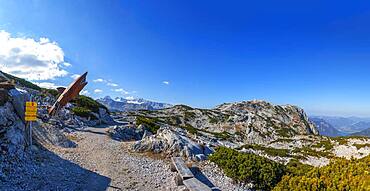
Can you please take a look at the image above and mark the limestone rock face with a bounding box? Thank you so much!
[133,127,213,161]
[127,100,318,146]
[98,108,115,125]
[0,102,26,160]
[108,124,151,141]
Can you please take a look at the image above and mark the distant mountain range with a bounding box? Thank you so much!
[310,116,370,137]
[350,128,370,137]
[97,96,172,112]
[309,117,344,137]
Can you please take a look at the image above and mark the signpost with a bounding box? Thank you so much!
[25,100,37,146]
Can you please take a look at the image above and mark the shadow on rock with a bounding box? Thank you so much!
[190,166,220,191]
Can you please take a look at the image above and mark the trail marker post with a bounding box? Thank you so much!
[25,98,37,146]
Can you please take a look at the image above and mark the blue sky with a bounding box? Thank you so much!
[1,1,370,116]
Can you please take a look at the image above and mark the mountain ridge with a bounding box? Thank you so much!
[97,96,172,112]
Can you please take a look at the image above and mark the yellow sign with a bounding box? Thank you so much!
[25,116,37,121]
[26,102,37,107]
[25,111,37,116]
[25,108,37,112]
[25,102,37,121]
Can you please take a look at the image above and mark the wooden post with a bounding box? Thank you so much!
[29,95,33,147]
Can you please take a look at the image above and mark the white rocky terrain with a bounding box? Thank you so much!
[112,100,370,167]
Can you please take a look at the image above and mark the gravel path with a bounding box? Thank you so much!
[49,126,181,191]
[2,126,245,191]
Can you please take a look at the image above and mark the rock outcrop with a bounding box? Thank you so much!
[108,124,152,141]
[128,100,318,145]
[133,127,214,161]
[0,102,26,158]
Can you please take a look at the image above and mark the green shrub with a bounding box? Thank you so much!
[182,124,198,135]
[209,147,286,190]
[273,155,370,191]
[2,71,41,90]
[312,140,334,150]
[72,95,107,113]
[211,131,231,139]
[240,144,291,157]
[293,146,333,158]
[41,88,60,98]
[72,107,96,119]
[353,143,370,150]
[285,159,313,176]
[331,137,349,145]
[136,116,160,134]
[276,128,297,137]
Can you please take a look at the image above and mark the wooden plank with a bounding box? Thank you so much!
[171,157,194,179]
[183,178,212,191]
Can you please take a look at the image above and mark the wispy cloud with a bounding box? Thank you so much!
[94,89,103,94]
[113,88,129,94]
[93,78,105,83]
[33,82,60,89]
[80,90,90,96]
[107,82,118,87]
[0,30,69,81]
[162,81,170,85]
[71,74,80,79]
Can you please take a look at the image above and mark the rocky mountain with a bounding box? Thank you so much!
[111,101,370,168]
[97,96,172,112]
[310,117,343,137]
[126,100,318,146]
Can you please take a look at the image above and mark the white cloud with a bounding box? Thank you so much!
[63,62,71,67]
[33,82,59,89]
[0,30,69,81]
[93,78,105,83]
[107,82,118,87]
[71,74,80,79]
[94,89,103,94]
[125,96,135,100]
[80,90,90,95]
[113,88,129,94]
[162,81,170,85]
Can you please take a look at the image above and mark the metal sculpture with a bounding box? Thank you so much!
[49,72,88,116]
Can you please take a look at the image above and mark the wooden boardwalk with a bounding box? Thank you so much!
[171,157,213,191]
